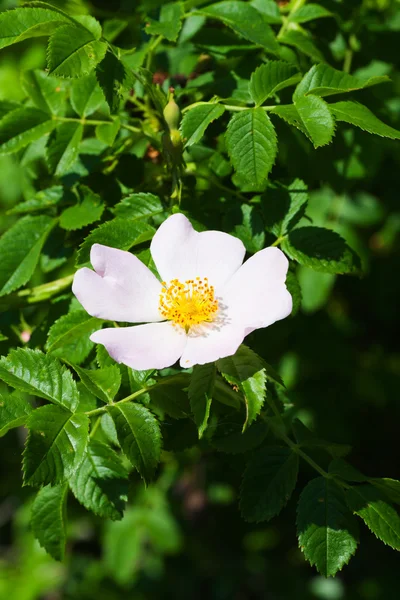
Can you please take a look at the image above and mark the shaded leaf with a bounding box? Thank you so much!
[180,103,225,147]
[59,186,104,230]
[96,52,133,114]
[289,4,333,23]
[72,364,121,404]
[280,30,324,62]
[21,69,67,115]
[112,193,163,220]
[46,121,83,175]
[294,95,335,148]
[46,310,102,364]
[0,392,33,437]
[249,61,300,106]
[329,101,400,140]
[47,23,107,78]
[188,363,215,438]
[0,107,56,154]
[31,483,68,561]
[0,5,72,50]
[70,72,104,117]
[145,2,184,42]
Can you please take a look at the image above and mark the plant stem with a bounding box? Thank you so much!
[145,34,163,70]
[0,274,74,310]
[52,116,114,127]
[277,0,307,39]
[182,101,279,114]
[89,416,102,438]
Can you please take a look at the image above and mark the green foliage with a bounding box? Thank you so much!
[69,440,128,519]
[240,447,299,523]
[70,72,104,117]
[297,478,359,577]
[145,2,184,42]
[226,109,277,188]
[188,363,215,438]
[108,403,162,483]
[0,5,72,50]
[112,193,163,220]
[23,404,89,486]
[0,215,55,295]
[249,61,300,107]
[0,107,56,154]
[0,392,33,437]
[46,310,101,364]
[330,101,400,140]
[217,345,267,430]
[289,4,333,23]
[47,122,83,175]
[72,364,121,403]
[180,104,225,147]
[294,95,335,148]
[59,187,104,230]
[31,484,68,561]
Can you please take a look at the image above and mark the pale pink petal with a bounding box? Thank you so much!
[179,323,245,368]
[90,322,187,370]
[150,213,245,290]
[222,247,292,329]
[72,244,163,323]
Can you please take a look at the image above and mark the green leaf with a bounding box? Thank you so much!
[69,440,128,520]
[281,227,361,275]
[293,63,389,101]
[211,415,267,454]
[0,215,55,296]
[46,310,102,364]
[217,345,267,431]
[0,392,33,437]
[180,104,225,147]
[280,30,324,62]
[145,2,184,42]
[96,52,133,114]
[329,458,367,482]
[47,24,107,78]
[112,193,163,220]
[7,185,64,215]
[329,101,400,140]
[289,4,333,23]
[371,479,400,506]
[249,61,300,106]
[188,363,215,438]
[0,107,56,154]
[23,404,89,486]
[251,0,281,24]
[59,186,104,230]
[0,5,72,50]
[269,104,309,137]
[72,364,121,404]
[70,72,104,117]
[0,348,79,411]
[46,121,83,176]
[297,477,359,577]
[95,117,120,145]
[197,1,279,54]
[104,508,142,584]
[150,379,190,419]
[285,270,302,316]
[294,95,335,148]
[108,403,161,483]
[21,69,67,116]
[0,100,20,119]
[229,203,265,253]
[240,447,299,522]
[226,108,277,188]
[346,484,400,551]
[293,421,352,458]
[76,219,155,266]
[31,483,68,561]
[261,178,308,237]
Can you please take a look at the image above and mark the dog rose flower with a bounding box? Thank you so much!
[72,213,292,370]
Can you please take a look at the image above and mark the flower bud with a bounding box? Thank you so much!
[163,93,180,131]
[169,128,182,148]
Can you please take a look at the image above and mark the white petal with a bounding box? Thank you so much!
[179,323,245,368]
[72,244,163,323]
[91,322,187,370]
[150,213,245,290]
[222,247,292,329]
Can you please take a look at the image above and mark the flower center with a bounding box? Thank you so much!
[159,277,219,332]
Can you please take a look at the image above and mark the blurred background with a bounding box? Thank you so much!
[1,0,400,598]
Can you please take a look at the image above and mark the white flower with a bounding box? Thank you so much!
[72,214,292,370]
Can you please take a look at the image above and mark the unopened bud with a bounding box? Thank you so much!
[169,128,182,148]
[163,91,180,131]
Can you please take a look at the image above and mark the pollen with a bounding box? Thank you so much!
[159,277,219,331]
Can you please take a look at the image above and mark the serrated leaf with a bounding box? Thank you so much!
[21,69,67,116]
[371,479,400,506]
[211,416,267,453]
[329,458,367,482]
[0,99,20,119]
[289,4,333,23]
[293,421,352,458]
[0,106,56,154]
[7,185,64,215]
[251,0,281,24]
[23,404,89,486]
[108,403,161,483]
[145,2,184,42]
[69,440,128,520]
[346,484,400,550]
[76,219,155,266]
[241,447,298,522]
[0,215,55,296]
[294,95,335,148]
[228,203,265,253]
[297,477,359,577]
[217,345,266,431]
[293,63,389,101]
[112,193,163,220]
[150,380,190,419]
[226,108,277,188]
[280,30,324,62]
[282,227,361,275]
[180,104,225,147]
[96,52,133,114]
[70,72,104,117]
[46,310,102,364]
[249,61,300,106]
[59,187,104,230]
[198,1,279,54]
[0,6,72,50]
[0,348,79,411]
[72,364,121,404]
[188,364,215,438]
[285,270,302,316]
[261,178,308,237]
[95,117,120,145]
[31,483,68,561]
[0,392,33,437]
[329,101,400,140]
[269,104,309,137]
[46,121,83,176]
[47,24,107,78]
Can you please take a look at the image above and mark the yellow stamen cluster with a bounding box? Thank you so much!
[159,277,219,332]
